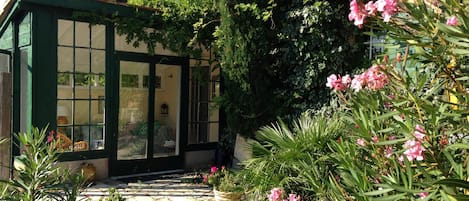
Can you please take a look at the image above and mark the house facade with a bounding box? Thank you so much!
[0,0,221,179]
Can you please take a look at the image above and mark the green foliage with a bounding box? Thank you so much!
[215,0,368,138]
[323,0,469,199]
[100,188,127,201]
[204,167,244,192]
[0,127,86,201]
[108,0,368,138]
[239,112,346,200]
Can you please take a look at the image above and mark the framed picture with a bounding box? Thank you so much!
[143,75,163,89]
[121,74,139,88]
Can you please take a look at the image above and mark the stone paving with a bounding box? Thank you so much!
[79,173,215,201]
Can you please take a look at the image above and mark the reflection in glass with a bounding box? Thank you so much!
[118,61,149,160]
[153,65,180,158]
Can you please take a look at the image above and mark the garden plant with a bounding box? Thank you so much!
[325,0,469,200]
[0,127,86,201]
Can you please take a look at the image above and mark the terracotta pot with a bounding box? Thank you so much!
[213,189,243,201]
[80,163,96,183]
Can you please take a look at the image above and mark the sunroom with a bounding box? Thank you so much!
[0,0,221,179]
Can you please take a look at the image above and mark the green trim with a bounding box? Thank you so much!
[31,9,55,129]
[58,150,107,161]
[22,0,152,18]
[0,1,20,40]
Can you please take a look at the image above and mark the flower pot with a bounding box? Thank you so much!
[213,189,243,201]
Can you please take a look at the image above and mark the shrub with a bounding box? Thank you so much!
[0,127,86,201]
[239,112,346,200]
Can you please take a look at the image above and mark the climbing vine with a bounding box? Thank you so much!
[78,0,368,138]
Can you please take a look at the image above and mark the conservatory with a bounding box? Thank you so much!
[0,0,221,179]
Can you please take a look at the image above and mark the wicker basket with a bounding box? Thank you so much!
[213,189,243,201]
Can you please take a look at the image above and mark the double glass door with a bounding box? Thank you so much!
[111,56,185,176]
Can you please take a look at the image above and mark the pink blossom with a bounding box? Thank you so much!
[413,125,426,141]
[349,0,368,28]
[398,155,404,163]
[372,135,379,143]
[446,16,458,26]
[365,1,378,16]
[326,74,350,91]
[210,166,218,173]
[288,194,301,201]
[385,146,393,158]
[351,73,366,92]
[221,165,226,170]
[387,135,396,140]
[357,138,367,146]
[403,140,425,161]
[268,188,283,201]
[203,175,208,183]
[375,0,398,22]
[365,65,388,90]
[418,192,429,199]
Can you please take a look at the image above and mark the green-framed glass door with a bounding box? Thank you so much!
[110,54,187,176]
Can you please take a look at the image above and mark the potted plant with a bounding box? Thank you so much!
[203,166,244,201]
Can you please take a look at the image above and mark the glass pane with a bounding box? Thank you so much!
[75,48,90,72]
[57,100,73,152]
[58,19,73,46]
[156,43,179,56]
[58,47,73,72]
[74,100,90,125]
[90,99,105,123]
[74,125,90,152]
[0,53,9,73]
[57,74,73,99]
[88,124,105,150]
[18,13,31,47]
[74,73,90,99]
[91,75,105,97]
[115,29,148,53]
[91,50,105,73]
[154,64,180,157]
[118,61,149,160]
[91,25,105,49]
[75,22,90,47]
[0,23,12,50]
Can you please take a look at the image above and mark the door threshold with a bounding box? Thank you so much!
[110,169,185,180]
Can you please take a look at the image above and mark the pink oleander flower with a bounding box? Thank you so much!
[351,73,366,92]
[365,65,388,90]
[349,0,368,27]
[326,74,350,91]
[375,0,398,22]
[365,1,378,15]
[446,16,458,26]
[210,166,218,173]
[47,130,55,143]
[203,175,208,183]
[357,138,367,146]
[268,188,283,201]
[372,135,379,143]
[418,192,429,199]
[288,194,301,201]
[385,146,393,158]
[414,125,426,141]
[403,139,425,161]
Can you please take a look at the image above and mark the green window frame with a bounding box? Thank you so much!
[56,19,106,153]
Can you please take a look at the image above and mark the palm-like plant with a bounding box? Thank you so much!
[239,112,346,200]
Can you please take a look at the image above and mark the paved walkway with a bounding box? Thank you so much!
[79,173,215,201]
